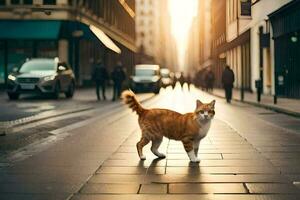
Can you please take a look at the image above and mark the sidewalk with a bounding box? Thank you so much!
[210,88,300,117]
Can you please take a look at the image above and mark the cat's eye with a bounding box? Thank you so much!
[199,110,204,114]
[209,110,215,115]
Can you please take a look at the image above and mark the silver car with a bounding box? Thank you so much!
[130,64,161,94]
[7,58,75,100]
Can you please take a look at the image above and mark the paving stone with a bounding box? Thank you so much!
[166,166,280,174]
[139,184,167,194]
[222,153,264,160]
[166,160,272,167]
[71,194,300,200]
[97,166,165,175]
[88,174,155,184]
[154,174,288,183]
[167,153,222,160]
[246,183,300,194]
[102,159,166,167]
[80,183,139,194]
[169,183,247,194]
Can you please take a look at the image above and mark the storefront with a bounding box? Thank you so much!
[0,20,123,87]
[269,0,300,98]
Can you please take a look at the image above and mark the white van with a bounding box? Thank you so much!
[130,64,161,94]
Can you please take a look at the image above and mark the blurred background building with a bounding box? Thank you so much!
[198,0,299,99]
[0,0,136,87]
[135,0,178,71]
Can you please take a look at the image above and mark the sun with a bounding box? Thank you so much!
[168,0,198,71]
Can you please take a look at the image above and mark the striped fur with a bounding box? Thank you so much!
[121,90,215,162]
[121,90,145,115]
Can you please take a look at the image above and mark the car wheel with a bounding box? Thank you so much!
[8,93,19,100]
[53,82,60,99]
[65,82,75,98]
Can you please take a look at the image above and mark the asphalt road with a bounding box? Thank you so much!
[0,84,300,199]
[0,88,111,122]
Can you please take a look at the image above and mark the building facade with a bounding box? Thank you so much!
[0,0,136,86]
[225,0,252,91]
[135,0,157,63]
[250,0,292,95]
[211,0,226,88]
[269,0,300,98]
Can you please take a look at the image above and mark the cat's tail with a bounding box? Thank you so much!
[121,90,145,116]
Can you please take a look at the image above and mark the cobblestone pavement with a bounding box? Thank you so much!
[0,86,300,200]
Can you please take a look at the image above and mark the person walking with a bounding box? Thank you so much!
[178,72,185,90]
[111,61,126,101]
[205,67,215,92]
[91,59,108,100]
[222,65,235,103]
[186,74,192,91]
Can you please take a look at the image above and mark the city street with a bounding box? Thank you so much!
[1,85,300,199]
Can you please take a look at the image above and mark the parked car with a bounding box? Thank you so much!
[7,58,75,100]
[160,68,173,88]
[130,64,161,94]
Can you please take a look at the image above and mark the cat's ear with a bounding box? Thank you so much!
[210,100,216,108]
[196,100,203,108]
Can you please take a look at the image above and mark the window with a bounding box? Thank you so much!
[11,0,21,4]
[24,0,33,4]
[240,0,251,16]
[43,0,56,5]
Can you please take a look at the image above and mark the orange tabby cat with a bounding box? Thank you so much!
[122,90,215,162]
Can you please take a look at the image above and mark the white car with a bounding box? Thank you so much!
[7,58,75,100]
[130,64,161,94]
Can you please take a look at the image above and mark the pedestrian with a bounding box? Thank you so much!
[205,67,215,92]
[222,65,235,103]
[111,61,126,101]
[186,74,192,91]
[91,59,108,100]
[178,72,185,89]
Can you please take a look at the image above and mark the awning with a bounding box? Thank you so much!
[89,25,121,54]
[0,20,61,39]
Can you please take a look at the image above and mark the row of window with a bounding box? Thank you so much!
[139,19,153,26]
[228,0,251,23]
[0,0,56,5]
[139,0,153,6]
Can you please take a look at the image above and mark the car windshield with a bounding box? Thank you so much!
[19,60,56,73]
[161,71,170,78]
[135,69,157,76]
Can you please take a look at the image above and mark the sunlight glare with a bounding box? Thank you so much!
[168,0,198,72]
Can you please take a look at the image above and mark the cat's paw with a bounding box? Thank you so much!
[140,155,146,160]
[190,158,201,163]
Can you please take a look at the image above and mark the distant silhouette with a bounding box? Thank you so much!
[178,72,185,89]
[205,67,215,91]
[222,65,235,103]
[111,61,126,101]
[91,59,108,100]
[186,74,192,91]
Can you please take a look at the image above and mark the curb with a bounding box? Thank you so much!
[209,91,300,118]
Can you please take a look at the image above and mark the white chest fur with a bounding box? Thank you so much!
[198,120,211,138]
